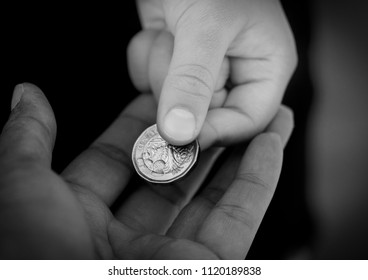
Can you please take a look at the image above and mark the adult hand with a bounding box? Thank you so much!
[128,0,296,149]
[0,83,292,259]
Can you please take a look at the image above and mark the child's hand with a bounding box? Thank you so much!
[128,0,296,149]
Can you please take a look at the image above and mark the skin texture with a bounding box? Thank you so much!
[0,83,293,259]
[128,0,297,148]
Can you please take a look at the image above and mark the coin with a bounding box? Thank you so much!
[132,124,199,184]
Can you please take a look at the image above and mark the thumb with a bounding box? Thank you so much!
[157,20,230,145]
[0,83,56,167]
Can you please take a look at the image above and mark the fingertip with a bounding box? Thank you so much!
[11,84,24,110]
[251,132,283,154]
[12,83,51,114]
[266,105,294,148]
[21,82,41,91]
[241,132,283,183]
[1,83,56,166]
[158,106,197,145]
[14,82,47,101]
[19,82,55,120]
[277,105,294,147]
[279,105,294,127]
[265,132,283,151]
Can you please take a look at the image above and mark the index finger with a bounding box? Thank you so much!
[197,132,283,259]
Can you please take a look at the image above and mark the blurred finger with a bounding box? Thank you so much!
[148,30,173,101]
[0,83,56,167]
[127,29,161,92]
[136,0,165,30]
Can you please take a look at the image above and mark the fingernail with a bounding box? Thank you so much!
[11,84,25,110]
[164,107,196,142]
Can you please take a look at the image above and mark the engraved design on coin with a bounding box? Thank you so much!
[132,124,199,183]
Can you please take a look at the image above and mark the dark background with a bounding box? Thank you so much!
[1,3,141,173]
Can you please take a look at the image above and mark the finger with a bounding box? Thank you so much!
[167,104,293,239]
[156,14,231,146]
[197,133,283,259]
[0,85,93,259]
[148,30,229,109]
[210,57,230,109]
[136,0,165,30]
[0,83,56,167]
[127,29,161,92]
[266,105,294,148]
[148,30,173,101]
[167,145,244,240]
[198,54,295,150]
[198,2,297,150]
[62,94,156,206]
[114,147,224,235]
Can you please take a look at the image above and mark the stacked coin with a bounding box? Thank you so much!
[132,124,199,184]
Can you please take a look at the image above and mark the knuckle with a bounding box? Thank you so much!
[216,203,256,231]
[169,64,214,101]
[236,172,273,195]
[174,0,232,30]
[201,186,225,206]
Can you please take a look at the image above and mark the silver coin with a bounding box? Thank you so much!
[132,124,199,184]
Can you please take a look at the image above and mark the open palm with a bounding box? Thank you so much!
[0,83,292,259]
